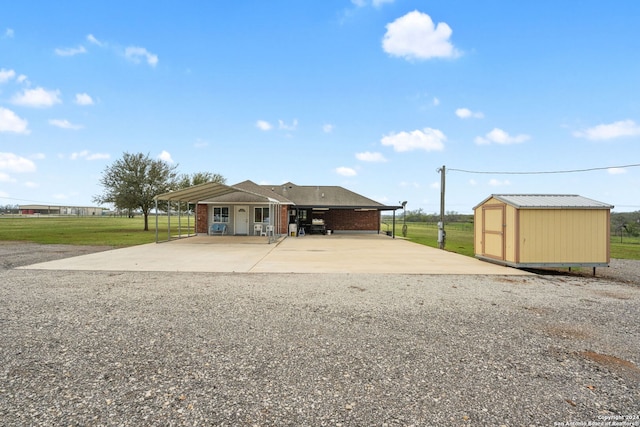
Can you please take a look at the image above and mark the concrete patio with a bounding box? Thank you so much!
[21,234,532,275]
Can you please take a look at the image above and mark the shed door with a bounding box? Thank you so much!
[482,205,505,260]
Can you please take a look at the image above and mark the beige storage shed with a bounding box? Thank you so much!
[473,194,613,269]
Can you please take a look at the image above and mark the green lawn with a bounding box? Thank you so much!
[384,221,640,260]
[1,216,638,260]
[0,215,194,247]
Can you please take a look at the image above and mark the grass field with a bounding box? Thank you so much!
[1,216,638,260]
[384,221,640,260]
[0,215,194,247]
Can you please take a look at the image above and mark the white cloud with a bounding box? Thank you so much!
[381,128,446,152]
[30,153,45,160]
[432,97,440,106]
[278,119,298,131]
[11,87,62,108]
[474,128,530,145]
[24,181,39,188]
[382,11,460,61]
[0,107,30,134]
[456,107,484,119]
[489,178,511,187]
[125,46,158,67]
[75,93,94,105]
[351,0,394,7]
[256,120,272,131]
[70,150,109,161]
[86,153,110,160]
[70,150,90,160]
[0,172,16,183]
[0,68,16,83]
[336,166,357,177]
[16,74,28,84]
[49,119,83,130]
[4,28,14,38]
[55,45,87,56]
[573,119,640,141]
[608,168,627,175]
[323,124,334,133]
[469,179,478,186]
[356,151,387,162]
[157,150,174,163]
[86,34,104,47]
[0,152,37,172]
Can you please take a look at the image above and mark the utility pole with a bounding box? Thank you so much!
[437,165,446,249]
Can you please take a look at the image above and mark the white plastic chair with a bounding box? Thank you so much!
[254,224,263,236]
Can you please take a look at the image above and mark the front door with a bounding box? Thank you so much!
[235,206,249,235]
[482,204,505,260]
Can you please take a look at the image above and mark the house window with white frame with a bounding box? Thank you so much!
[254,207,270,223]
[213,207,229,223]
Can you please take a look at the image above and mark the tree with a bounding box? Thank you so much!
[93,152,179,231]
[177,171,226,188]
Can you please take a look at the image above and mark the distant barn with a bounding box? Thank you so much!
[473,194,613,270]
[19,204,104,216]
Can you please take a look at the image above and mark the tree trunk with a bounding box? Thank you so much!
[144,212,149,231]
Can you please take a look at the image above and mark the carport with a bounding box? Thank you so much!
[154,182,283,243]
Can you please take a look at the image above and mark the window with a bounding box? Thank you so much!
[254,207,270,223]
[213,207,229,223]
[298,209,308,221]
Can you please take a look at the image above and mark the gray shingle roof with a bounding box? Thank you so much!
[263,182,398,209]
[157,180,401,210]
[480,194,614,209]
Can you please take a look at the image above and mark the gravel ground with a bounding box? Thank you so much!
[1,243,639,426]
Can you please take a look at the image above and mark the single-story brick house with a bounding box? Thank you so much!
[154,180,401,241]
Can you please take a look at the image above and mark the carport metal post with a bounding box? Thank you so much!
[155,199,159,243]
[167,201,171,242]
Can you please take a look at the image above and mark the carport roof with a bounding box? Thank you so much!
[154,182,277,203]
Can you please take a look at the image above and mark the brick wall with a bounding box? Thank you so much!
[277,205,288,234]
[323,209,380,231]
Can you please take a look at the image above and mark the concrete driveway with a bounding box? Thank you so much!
[21,234,531,275]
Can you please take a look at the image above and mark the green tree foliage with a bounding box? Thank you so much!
[93,152,179,231]
[177,171,226,188]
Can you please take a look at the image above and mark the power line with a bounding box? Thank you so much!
[447,163,640,175]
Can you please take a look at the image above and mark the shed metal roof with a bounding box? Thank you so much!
[476,194,614,209]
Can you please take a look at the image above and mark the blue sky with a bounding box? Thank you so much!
[1,0,639,213]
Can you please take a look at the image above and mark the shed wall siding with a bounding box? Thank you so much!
[518,209,609,263]
[506,204,518,263]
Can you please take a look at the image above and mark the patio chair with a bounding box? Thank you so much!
[209,223,227,236]
[254,224,264,236]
